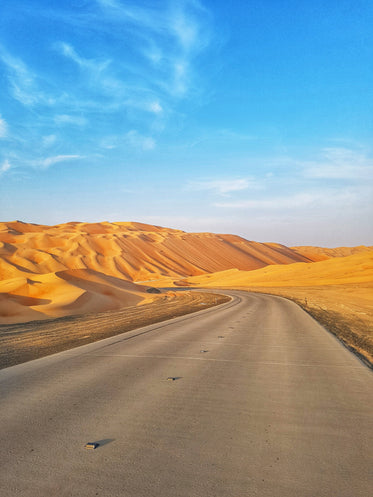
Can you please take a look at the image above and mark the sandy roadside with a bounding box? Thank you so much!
[0,291,230,369]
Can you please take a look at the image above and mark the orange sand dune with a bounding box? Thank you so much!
[2,221,371,326]
[0,220,313,323]
[0,221,311,283]
[172,250,373,288]
[292,245,373,262]
[0,269,157,324]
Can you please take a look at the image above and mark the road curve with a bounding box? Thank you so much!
[0,291,372,497]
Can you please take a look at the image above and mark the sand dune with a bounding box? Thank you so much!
[0,220,313,323]
[292,245,373,262]
[0,221,311,283]
[1,221,372,329]
[174,250,373,288]
[0,268,158,324]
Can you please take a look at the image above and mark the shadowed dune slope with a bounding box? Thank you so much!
[173,250,373,287]
[0,221,311,282]
[0,268,157,324]
[0,220,312,324]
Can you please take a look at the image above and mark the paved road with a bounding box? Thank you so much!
[0,291,372,497]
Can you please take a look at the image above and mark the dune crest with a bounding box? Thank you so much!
[1,221,371,325]
[171,251,373,287]
[292,245,373,262]
[0,221,310,284]
[0,220,309,323]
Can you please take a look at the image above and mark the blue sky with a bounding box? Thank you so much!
[1,0,372,246]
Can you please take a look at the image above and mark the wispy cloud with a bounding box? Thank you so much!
[0,46,56,107]
[54,114,88,127]
[32,155,83,169]
[188,178,257,195]
[94,0,211,97]
[302,147,373,180]
[42,135,57,147]
[148,101,163,114]
[0,115,8,138]
[0,159,11,175]
[215,190,361,210]
[56,42,110,73]
[123,130,156,151]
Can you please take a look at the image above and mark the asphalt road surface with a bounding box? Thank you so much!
[1,291,372,497]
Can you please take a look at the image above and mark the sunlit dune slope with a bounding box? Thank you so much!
[174,250,373,287]
[292,245,373,262]
[0,220,310,282]
[0,220,312,324]
[0,268,156,324]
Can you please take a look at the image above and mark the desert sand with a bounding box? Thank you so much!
[292,245,373,262]
[0,220,310,323]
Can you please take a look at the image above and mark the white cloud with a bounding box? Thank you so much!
[214,190,360,210]
[0,159,11,175]
[94,0,211,98]
[42,134,57,147]
[0,115,8,138]
[123,130,156,150]
[302,147,373,180]
[56,42,110,73]
[0,47,56,107]
[54,114,87,126]
[33,155,83,169]
[148,101,163,114]
[188,178,257,195]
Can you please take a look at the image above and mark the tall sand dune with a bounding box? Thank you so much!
[173,250,373,287]
[0,268,156,324]
[0,221,310,283]
[0,220,311,323]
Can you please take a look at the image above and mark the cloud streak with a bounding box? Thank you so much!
[214,189,363,210]
[123,130,156,151]
[188,178,257,195]
[33,155,83,169]
[0,115,8,138]
[0,46,57,107]
[302,147,373,180]
[0,159,11,176]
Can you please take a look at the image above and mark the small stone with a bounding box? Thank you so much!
[85,442,99,450]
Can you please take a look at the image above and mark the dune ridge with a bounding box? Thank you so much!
[292,245,373,262]
[173,250,373,288]
[0,221,311,282]
[0,220,311,324]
